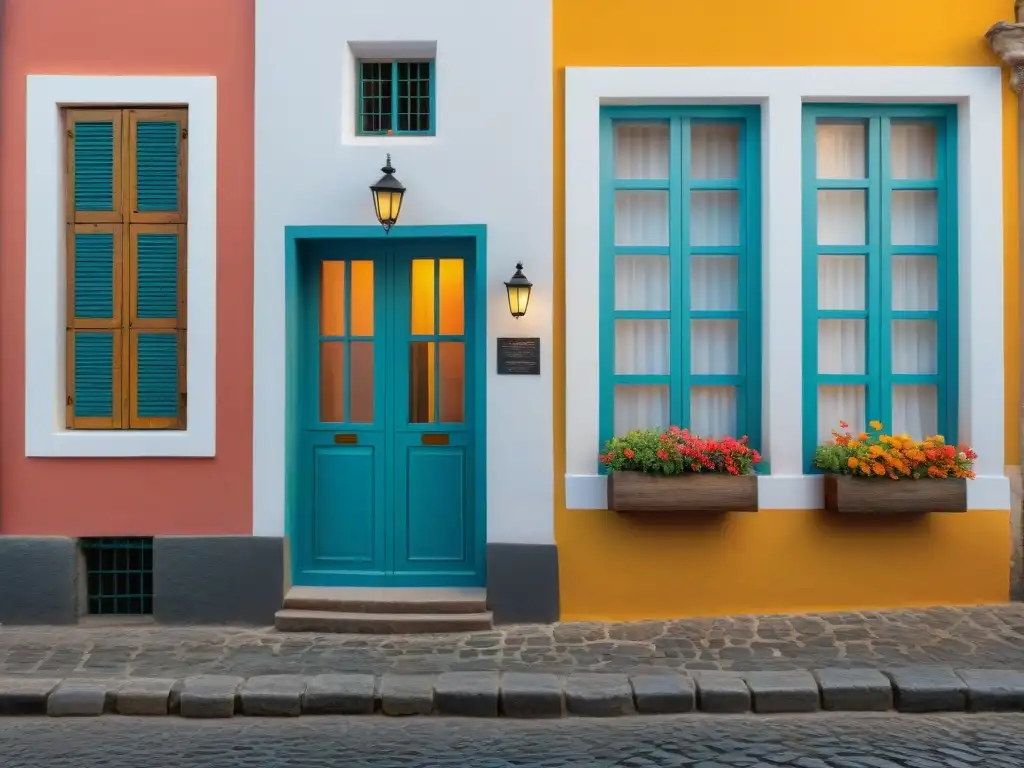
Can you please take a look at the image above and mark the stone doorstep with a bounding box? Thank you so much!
[2,666,1024,718]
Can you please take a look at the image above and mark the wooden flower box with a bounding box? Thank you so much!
[607,471,758,513]
[823,475,967,515]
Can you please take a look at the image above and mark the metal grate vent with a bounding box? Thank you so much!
[81,537,154,615]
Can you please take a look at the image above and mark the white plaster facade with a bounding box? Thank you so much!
[564,66,1011,512]
[24,75,218,458]
[252,0,555,541]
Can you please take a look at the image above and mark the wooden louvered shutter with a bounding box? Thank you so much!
[128,108,187,224]
[66,111,123,223]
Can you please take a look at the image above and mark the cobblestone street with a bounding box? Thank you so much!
[4,713,1024,767]
[2,604,1024,678]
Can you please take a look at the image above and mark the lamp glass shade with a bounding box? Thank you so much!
[372,188,405,229]
[504,263,533,319]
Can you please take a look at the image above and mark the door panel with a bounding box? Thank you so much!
[312,443,382,566]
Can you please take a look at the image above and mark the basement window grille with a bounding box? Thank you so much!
[82,537,154,615]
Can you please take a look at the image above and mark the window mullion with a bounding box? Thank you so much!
[937,116,957,443]
[867,116,886,428]
[391,61,400,133]
[801,110,820,471]
[672,117,688,429]
[597,114,616,461]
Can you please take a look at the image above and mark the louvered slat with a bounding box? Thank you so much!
[74,122,116,213]
[73,232,115,319]
[135,121,179,213]
[135,232,178,319]
[136,332,179,420]
[73,332,115,419]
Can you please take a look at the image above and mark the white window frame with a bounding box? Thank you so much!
[25,75,217,457]
[564,66,1009,511]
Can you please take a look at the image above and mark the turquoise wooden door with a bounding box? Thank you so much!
[296,238,481,587]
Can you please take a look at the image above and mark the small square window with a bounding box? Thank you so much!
[358,59,433,135]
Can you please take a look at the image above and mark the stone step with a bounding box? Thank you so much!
[282,586,487,615]
[274,609,494,634]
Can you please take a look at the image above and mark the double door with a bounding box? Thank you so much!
[296,238,479,586]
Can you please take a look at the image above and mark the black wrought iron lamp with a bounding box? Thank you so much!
[504,262,533,319]
[369,154,406,234]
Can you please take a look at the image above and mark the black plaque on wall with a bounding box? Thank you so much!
[497,337,541,375]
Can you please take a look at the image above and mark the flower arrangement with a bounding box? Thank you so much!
[600,426,762,476]
[813,420,976,480]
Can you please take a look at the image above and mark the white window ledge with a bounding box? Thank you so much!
[24,75,217,458]
[565,474,1011,511]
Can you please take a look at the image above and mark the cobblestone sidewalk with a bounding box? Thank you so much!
[2,604,1024,678]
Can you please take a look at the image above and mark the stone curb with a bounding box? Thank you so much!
[3,666,1024,718]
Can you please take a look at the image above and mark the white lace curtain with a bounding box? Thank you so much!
[612,122,740,438]
[816,121,940,441]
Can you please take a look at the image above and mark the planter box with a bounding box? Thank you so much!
[823,475,967,515]
[607,471,758,513]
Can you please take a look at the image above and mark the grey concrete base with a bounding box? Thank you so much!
[0,537,78,624]
[486,543,559,624]
[154,536,284,625]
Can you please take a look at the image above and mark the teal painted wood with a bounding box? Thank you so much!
[135,232,179,319]
[73,232,115,318]
[74,332,115,418]
[135,121,180,212]
[801,104,958,472]
[286,226,485,588]
[598,106,763,468]
[136,333,179,418]
[74,121,115,212]
[356,58,435,136]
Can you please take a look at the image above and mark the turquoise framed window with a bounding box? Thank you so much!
[599,106,763,463]
[801,104,958,470]
[357,59,435,136]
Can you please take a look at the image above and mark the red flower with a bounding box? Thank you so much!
[623,448,635,460]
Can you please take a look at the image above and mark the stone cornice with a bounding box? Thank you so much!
[987,3,1024,91]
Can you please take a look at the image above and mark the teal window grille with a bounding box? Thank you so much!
[801,104,958,471]
[358,59,434,135]
[599,107,763,463]
[82,537,154,615]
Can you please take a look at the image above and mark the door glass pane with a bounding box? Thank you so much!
[410,259,435,335]
[891,190,938,246]
[892,320,937,374]
[890,122,937,180]
[320,341,344,422]
[614,122,670,179]
[408,341,435,423]
[350,260,374,336]
[438,259,464,336]
[690,386,736,437]
[615,255,669,310]
[815,122,867,179]
[615,320,669,374]
[892,385,938,439]
[691,256,738,310]
[438,342,465,423]
[615,191,669,246]
[818,190,866,245]
[892,255,938,310]
[818,255,865,310]
[818,320,865,374]
[349,341,374,423]
[691,320,738,375]
[321,261,345,335]
[614,385,669,434]
[691,191,739,246]
[691,123,739,180]
[818,385,865,442]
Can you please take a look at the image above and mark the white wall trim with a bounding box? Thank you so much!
[25,75,217,458]
[564,66,1009,511]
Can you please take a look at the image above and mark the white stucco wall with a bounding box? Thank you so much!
[253,0,554,542]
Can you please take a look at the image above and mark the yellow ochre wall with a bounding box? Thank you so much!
[553,0,1020,621]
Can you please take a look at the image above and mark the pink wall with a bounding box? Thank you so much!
[0,0,255,535]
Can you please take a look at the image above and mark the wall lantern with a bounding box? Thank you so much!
[504,262,533,319]
[369,154,406,234]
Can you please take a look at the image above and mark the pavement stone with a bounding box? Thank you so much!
[694,672,750,713]
[814,667,893,711]
[433,671,500,717]
[884,665,967,713]
[45,680,111,717]
[499,672,564,718]
[178,675,244,719]
[4,603,1024,679]
[0,678,61,715]
[380,674,433,716]
[116,678,175,716]
[302,673,376,715]
[239,675,306,717]
[746,670,821,713]
[629,673,695,714]
[564,673,634,716]
[957,668,1024,711]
